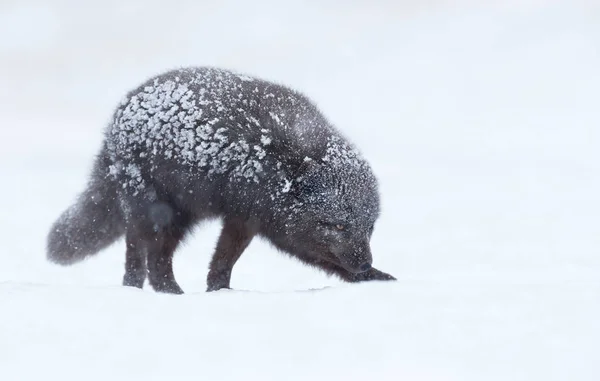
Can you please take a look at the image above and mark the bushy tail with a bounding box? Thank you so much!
[47,148,125,265]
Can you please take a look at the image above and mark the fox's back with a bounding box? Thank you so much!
[105,67,338,195]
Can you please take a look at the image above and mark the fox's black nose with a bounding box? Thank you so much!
[359,262,371,272]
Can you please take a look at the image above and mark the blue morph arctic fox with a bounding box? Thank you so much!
[47,67,395,293]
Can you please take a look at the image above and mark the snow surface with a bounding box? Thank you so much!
[0,1,599,380]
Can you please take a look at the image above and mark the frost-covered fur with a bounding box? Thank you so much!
[47,67,395,293]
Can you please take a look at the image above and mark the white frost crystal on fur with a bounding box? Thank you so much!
[260,135,271,145]
[281,178,293,193]
[322,136,364,168]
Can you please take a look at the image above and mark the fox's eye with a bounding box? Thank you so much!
[318,221,346,231]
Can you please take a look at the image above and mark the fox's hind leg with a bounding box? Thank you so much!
[206,217,257,292]
[122,233,147,289]
[122,192,192,294]
[144,202,192,294]
[145,227,185,294]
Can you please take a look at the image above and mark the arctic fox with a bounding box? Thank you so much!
[47,67,395,293]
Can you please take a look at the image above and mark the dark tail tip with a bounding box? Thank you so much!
[46,212,90,265]
[46,187,124,266]
[47,145,125,266]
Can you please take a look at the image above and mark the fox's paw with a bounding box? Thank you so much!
[206,284,232,292]
[150,279,184,294]
[123,272,145,289]
[206,270,232,292]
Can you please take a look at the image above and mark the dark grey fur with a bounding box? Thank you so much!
[47,67,395,293]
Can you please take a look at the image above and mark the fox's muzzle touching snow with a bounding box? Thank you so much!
[47,66,396,293]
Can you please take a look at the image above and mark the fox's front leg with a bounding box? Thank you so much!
[206,218,257,292]
[122,235,147,289]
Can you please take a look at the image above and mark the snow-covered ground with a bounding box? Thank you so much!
[0,1,598,380]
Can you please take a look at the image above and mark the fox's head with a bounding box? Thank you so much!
[274,158,380,274]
